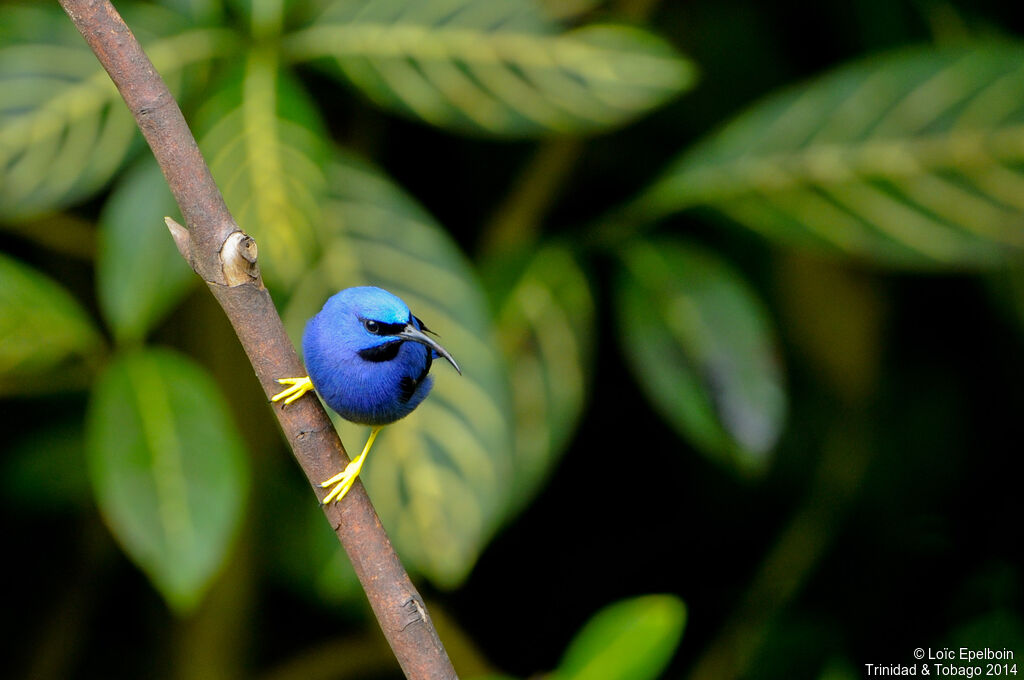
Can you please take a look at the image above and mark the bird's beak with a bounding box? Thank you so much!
[399,324,462,375]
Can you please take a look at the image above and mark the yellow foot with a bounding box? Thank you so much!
[320,426,382,504]
[271,376,313,405]
[320,459,365,504]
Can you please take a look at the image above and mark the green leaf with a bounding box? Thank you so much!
[97,157,196,343]
[283,151,513,587]
[615,239,786,474]
[486,244,594,511]
[0,5,235,219]
[285,0,695,137]
[637,43,1024,268]
[198,54,330,287]
[86,348,249,614]
[553,594,687,680]
[0,252,102,390]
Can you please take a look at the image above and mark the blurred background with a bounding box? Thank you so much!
[2,0,1023,678]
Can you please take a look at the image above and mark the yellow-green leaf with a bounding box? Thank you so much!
[553,594,687,680]
[487,244,594,511]
[0,5,235,219]
[284,151,513,587]
[637,44,1024,268]
[615,239,786,474]
[0,252,102,391]
[198,54,330,287]
[86,348,249,614]
[285,0,695,136]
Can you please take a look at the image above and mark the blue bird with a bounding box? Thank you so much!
[271,286,461,504]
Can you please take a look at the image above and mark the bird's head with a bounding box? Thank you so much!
[323,286,461,374]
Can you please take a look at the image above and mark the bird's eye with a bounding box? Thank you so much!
[363,319,380,334]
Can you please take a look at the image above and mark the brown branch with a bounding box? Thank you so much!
[56,1,457,677]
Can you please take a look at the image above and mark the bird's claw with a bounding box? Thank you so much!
[271,376,314,405]
[319,426,381,505]
[320,462,363,504]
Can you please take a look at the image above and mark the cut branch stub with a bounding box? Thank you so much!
[220,230,260,286]
[165,217,260,287]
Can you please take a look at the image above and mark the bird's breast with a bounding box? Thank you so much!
[304,334,434,426]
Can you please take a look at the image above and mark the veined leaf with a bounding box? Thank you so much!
[0,5,236,219]
[486,244,593,511]
[615,240,786,474]
[637,44,1024,268]
[0,252,102,390]
[553,594,686,680]
[284,0,695,137]
[86,348,249,614]
[284,151,513,587]
[198,54,329,287]
[97,157,196,343]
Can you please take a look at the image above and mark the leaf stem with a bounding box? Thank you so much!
[478,138,582,256]
[477,0,668,256]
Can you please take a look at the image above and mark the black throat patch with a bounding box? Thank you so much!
[358,340,403,363]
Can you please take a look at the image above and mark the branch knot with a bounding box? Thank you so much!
[220,230,260,286]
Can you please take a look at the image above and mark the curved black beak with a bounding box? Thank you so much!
[398,324,461,375]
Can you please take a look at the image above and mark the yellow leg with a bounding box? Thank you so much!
[271,376,314,405]
[321,426,383,504]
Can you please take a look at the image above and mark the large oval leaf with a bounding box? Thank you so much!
[0,5,235,219]
[486,244,594,512]
[97,157,196,344]
[637,44,1024,268]
[615,239,786,474]
[86,348,249,614]
[0,252,102,391]
[283,151,513,587]
[284,0,695,136]
[197,54,330,287]
[553,594,687,680]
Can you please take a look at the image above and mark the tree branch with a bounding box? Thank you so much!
[56,1,457,677]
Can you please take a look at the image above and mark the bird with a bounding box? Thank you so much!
[271,286,461,505]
